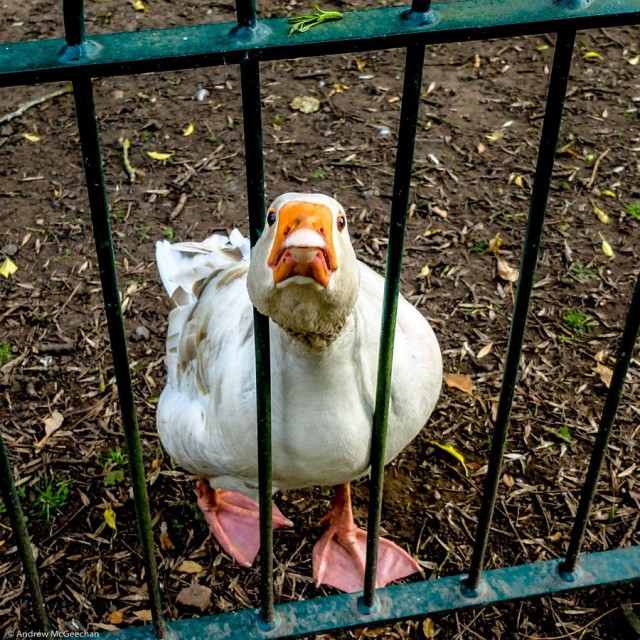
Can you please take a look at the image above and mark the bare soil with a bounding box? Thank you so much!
[0,1,639,638]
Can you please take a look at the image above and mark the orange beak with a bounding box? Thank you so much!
[267,201,338,287]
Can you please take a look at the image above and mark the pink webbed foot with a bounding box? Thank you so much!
[196,479,292,567]
[312,483,420,593]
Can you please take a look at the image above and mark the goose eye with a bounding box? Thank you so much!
[337,215,346,232]
[267,211,277,226]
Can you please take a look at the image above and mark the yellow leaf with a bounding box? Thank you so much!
[159,532,174,550]
[626,54,639,65]
[488,232,502,256]
[443,373,474,395]
[514,175,524,188]
[600,190,617,198]
[106,610,126,625]
[583,51,602,60]
[130,0,148,11]
[420,264,431,278]
[147,151,174,161]
[176,560,204,573]
[599,234,614,258]
[356,59,366,72]
[0,257,18,278]
[104,505,117,530]
[422,618,437,638]
[23,133,41,142]
[182,123,195,137]
[485,131,505,142]
[428,440,469,477]
[592,203,611,224]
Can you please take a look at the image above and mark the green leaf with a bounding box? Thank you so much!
[104,469,125,486]
[287,5,343,36]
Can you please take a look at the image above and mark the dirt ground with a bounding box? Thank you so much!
[0,0,639,638]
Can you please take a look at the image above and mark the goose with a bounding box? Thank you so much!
[156,193,442,593]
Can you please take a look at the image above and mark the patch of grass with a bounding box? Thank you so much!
[624,202,640,220]
[33,473,70,524]
[562,308,594,335]
[310,168,326,180]
[163,226,175,239]
[0,343,12,366]
[569,261,598,283]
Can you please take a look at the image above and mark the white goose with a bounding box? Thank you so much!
[156,193,442,593]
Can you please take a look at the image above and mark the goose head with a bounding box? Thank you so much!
[247,193,359,348]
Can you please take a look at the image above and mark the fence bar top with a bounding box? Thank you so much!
[0,0,638,87]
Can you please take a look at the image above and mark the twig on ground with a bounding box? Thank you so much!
[587,148,610,188]
[0,85,72,125]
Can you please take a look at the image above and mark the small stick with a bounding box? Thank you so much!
[170,193,188,220]
[119,135,137,182]
[0,85,72,125]
[586,147,610,189]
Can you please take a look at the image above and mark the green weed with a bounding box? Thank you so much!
[562,309,594,335]
[33,473,70,524]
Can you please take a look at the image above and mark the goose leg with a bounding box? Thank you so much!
[196,479,292,567]
[312,483,420,592]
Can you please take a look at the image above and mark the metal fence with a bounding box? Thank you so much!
[1,0,640,638]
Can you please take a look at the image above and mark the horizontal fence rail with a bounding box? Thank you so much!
[0,0,639,639]
[0,0,639,87]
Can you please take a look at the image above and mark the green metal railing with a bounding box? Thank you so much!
[1,0,639,638]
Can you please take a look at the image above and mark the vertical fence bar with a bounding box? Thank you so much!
[464,29,576,593]
[362,42,426,610]
[561,273,640,576]
[241,57,275,626]
[235,0,274,620]
[0,430,51,632]
[70,77,167,638]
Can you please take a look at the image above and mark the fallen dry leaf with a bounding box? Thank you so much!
[176,560,204,573]
[593,362,613,388]
[444,373,473,395]
[496,258,519,283]
[502,473,515,488]
[159,532,174,550]
[176,584,212,611]
[106,610,126,625]
[477,342,494,359]
[133,610,152,622]
[44,410,64,436]
[290,95,321,113]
